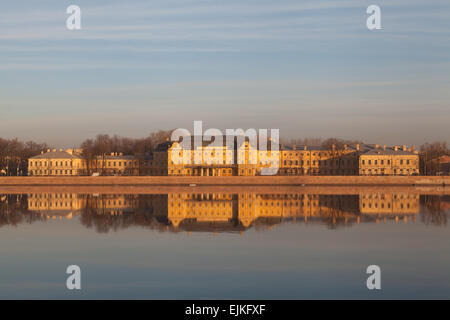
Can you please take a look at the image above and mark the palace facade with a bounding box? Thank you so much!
[154,140,419,176]
[28,149,85,176]
[28,141,420,176]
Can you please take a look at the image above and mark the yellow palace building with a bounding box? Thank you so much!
[28,149,85,176]
[154,140,419,176]
[27,141,419,177]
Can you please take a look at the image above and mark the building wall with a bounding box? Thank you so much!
[89,155,139,176]
[27,144,421,177]
[359,153,419,176]
[28,157,85,176]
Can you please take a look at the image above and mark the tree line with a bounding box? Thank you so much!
[0,138,49,176]
[420,141,449,175]
[0,133,448,176]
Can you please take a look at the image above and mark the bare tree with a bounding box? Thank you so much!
[420,141,449,175]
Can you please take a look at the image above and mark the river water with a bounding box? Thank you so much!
[0,189,449,299]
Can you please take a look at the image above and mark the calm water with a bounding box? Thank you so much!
[0,190,449,299]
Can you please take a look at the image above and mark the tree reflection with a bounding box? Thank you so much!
[0,194,44,227]
[421,195,449,226]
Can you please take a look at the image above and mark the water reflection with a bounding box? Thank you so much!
[0,192,448,232]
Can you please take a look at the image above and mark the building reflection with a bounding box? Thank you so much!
[0,192,448,232]
[27,193,85,220]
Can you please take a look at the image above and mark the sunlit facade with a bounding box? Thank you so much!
[154,142,419,176]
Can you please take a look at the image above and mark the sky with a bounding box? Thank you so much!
[0,0,449,148]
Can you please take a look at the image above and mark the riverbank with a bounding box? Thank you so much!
[0,185,448,195]
[0,176,448,186]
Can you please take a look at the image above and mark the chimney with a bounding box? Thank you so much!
[344,144,347,151]
[411,145,415,152]
[356,144,360,151]
[403,145,407,151]
[383,144,386,150]
[394,146,398,151]
[332,144,336,151]
[293,145,296,150]
[304,146,307,151]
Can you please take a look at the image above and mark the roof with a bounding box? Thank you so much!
[29,151,82,160]
[155,136,262,151]
[155,141,175,152]
[361,147,418,156]
[439,155,450,164]
[281,145,326,151]
[102,155,136,160]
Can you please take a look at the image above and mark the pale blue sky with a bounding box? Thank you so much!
[1,0,449,147]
